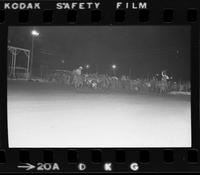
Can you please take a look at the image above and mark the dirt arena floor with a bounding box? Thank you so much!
[7,80,191,147]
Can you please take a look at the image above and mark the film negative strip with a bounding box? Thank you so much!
[0,0,199,173]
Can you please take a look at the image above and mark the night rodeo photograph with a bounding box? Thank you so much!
[7,26,191,148]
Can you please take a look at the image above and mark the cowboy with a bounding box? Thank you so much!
[161,70,169,81]
[159,70,169,93]
[72,66,83,88]
[74,66,83,76]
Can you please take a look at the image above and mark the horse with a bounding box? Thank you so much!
[157,79,168,94]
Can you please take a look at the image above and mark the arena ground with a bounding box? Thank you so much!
[7,80,191,147]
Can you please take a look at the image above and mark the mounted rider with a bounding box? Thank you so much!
[72,66,84,88]
[159,70,170,93]
[161,70,169,81]
[73,66,83,76]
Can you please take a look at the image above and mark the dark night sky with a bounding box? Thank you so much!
[8,26,190,80]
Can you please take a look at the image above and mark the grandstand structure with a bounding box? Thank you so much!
[7,46,31,80]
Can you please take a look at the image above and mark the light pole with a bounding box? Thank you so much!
[85,64,90,74]
[29,29,39,79]
[86,64,90,69]
[112,64,117,76]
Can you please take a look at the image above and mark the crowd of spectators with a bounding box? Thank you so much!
[44,69,191,94]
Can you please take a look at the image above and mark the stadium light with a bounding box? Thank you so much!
[112,64,117,69]
[112,64,117,75]
[31,30,39,37]
[29,29,40,80]
[86,64,90,69]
